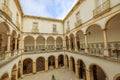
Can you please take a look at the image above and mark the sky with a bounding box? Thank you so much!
[20,0,78,19]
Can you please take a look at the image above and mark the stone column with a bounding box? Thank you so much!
[45,40,47,51]
[54,40,56,50]
[18,38,21,53]
[33,62,36,74]
[64,56,67,68]
[85,34,89,53]
[55,59,58,68]
[103,29,109,56]
[69,39,71,51]
[75,63,79,78]
[20,62,23,78]
[86,69,91,80]
[45,60,48,71]
[14,37,18,51]
[6,34,11,59]
[69,59,72,71]
[74,37,78,52]
[34,40,36,51]
[63,38,66,50]
[22,40,24,52]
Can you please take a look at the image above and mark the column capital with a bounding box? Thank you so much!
[102,28,107,31]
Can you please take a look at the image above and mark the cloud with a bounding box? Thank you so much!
[20,0,78,19]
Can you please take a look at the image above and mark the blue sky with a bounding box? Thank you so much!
[20,0,78,19]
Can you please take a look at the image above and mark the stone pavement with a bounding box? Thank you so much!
[19,68,80,80]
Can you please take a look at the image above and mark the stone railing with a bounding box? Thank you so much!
[93,0,110,17]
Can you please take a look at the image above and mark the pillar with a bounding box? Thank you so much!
[20,62,23,78]
[75,63,79,78]
[55,59,58,68]
[6,34,11,59]
[64,56,67,68]
[54,40,56,50]
[34,40,36,51]
[69,39,71,51]
[22,40,24,52]
[63,38,66,50]
[103,29,109,56]
[45,40,47,51]
[86,69,91,80]
[14,37,18,51]
[69,59,72,71]
[45,60,48,71]
[74,37,78,52]
[85,34,89,53]
[33,62,36,74]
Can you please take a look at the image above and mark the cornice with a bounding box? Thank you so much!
[14,0,24,16]
[24,15,63,22]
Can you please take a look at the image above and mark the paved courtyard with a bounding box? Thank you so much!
[19,68,79,80]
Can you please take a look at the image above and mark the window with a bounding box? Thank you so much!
[32,22,39,32]
[96,0,107,7]
[67,21,70,27]
[76,11,80,21]
[53,24,57,32]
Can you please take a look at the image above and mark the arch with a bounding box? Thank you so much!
[75,30,85,52]
[113,73,120,80]
[36,36,45,51]
[70,33,75,51]
[58,54,64,67]
[48,55,55,69]
[24,36,35,52]
[89,64,108,80]
[70,56,75,72]
[11,64,17,80]
[36,57,45,72]
[105,13,120,57]
[23,58,33,74]
[65,36,69,50]
[56,37,63,50]
[47,36,55,50]
[77,59,86,79]
[0,73,9,80]
[86,24,104,55]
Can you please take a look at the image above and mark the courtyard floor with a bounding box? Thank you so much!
[19,68,80,80]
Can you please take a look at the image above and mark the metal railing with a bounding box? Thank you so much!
[93,0,110,17]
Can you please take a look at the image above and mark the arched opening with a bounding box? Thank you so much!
[18,61,22,78]
[76,30,85,52]
[86,24,103,55]
[0,22,10,60]
[0,73,9,80]
[65,55,69,68]
[56,37,63,50]
[47,36,54,51]
[36,57,45,72]
[70,57,75,72]
[48,55,55,69]
[11,65,17,80]
[58,55,64,67]
[23,58,33,74]
[70,34,75,51]
[36,36,45,51]
[65,36,69,50]
[116,77,120,80]
[89,64,107,80]
[77,59,86,80]
[24,36,34,52]
[106,13,120,58]
[11,30,17,56]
